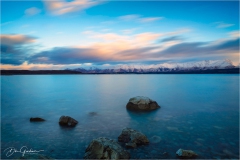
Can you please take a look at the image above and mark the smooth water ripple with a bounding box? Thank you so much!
[1,74,239,159]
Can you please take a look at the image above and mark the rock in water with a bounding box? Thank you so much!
[150,135,162,144]
[88,112,98,116]
[30,117,45,122]
[176,148,198,158]
[118,128,149,148]
[126,96,160,111]
[84,137,130,159]
[59,116,78,127]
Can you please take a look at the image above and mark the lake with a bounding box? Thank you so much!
[1,74,239,159]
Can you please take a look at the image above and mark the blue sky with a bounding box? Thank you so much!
[1,0,239,70]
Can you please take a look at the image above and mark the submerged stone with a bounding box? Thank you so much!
[126,96,160,111]
[176,148,198,158]
[118,128,149,148]
[150,135,161,144]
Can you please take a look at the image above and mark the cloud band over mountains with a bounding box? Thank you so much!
[1,31,239,67]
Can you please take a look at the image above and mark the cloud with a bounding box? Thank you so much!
[164,28,192,36]
[214,22,235,28]
[1,53,26,65]
[161,36,184,42]
[119,14,141,21]
[25,7,41,16]
[1,62,83,70]
[1,34,38,65]
[121,28,138,34]
[1,34,37,46]
[44,0,100,15]
[212,38,239,51]
[1,30,239,67]
[28,47,103,64]
[159,38,239,61]
[140,17,164,23]
[229,30,240,38]
[26,31,164,65]
[27,46,162,66]
[27,30,238,66]
[83,31,162,44]
[119,14,163,23]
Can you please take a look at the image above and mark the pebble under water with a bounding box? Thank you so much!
[1,74,239,159]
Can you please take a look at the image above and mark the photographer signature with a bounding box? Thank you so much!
[4,146,44,157]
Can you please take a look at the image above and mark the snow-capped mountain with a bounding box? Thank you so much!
[71,59,237,73]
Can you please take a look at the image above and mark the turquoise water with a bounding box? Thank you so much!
[1,74,239,159]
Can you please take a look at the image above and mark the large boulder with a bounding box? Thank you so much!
[126,96,160,111]
[176,148,198,158]
[84,137,130,159]
[118,128,149,148]
[30,117,45,122]
[59,116,78,127]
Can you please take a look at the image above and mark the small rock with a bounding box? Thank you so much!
[59,115,78,127]
[30,117,45,122]
[84,137,130,159]
[126,96,160,111]
[118,128,149,148]
[176,148,198,158]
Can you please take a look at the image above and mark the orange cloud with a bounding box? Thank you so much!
[0,34,37,45]
[0,62,82,70]
[44,0,100,15]
[80,31,164,61]
[229,30,240,38]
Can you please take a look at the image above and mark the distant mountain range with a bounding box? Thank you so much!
[70,59,239,73]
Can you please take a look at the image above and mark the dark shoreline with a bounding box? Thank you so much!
[1,68,239,75]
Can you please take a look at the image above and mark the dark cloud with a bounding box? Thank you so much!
[160,42,206,55]
[1,56,25,65]
[1,44,9,53]
[0,34,38,65]
[159,38,239,58]
[161,36,183,42]
[1,44,28,65]
[28,47,104,64]
[212,38,239,51]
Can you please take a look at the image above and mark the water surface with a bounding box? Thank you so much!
[1,74,239,159]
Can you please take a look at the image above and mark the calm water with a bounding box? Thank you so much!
[1,74,239,159]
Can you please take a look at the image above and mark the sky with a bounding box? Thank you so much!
[0,0,239,70]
